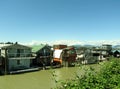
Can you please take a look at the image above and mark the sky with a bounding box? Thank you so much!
[0,0,120,43]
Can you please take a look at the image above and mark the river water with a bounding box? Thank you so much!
[0,65,99,89]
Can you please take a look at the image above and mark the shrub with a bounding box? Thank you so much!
[54,58,120,89]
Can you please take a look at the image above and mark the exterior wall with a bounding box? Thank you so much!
[8,49,17,57]
[1,49,6,57]
[8,59,30,71]
[35,47,52,66]
[61,47,77,67]
[0,56,5,74]
[7,48,31,71]
[24,49,31,57]
[38,48,51,56]
[82,49,99,64]
[101,51,107,55]
[101,45,112,51]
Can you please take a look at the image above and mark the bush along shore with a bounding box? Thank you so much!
[54,58,120,89]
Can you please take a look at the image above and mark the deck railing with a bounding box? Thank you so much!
[7,53,32,58]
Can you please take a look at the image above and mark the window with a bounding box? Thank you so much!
[17,49,20,57]
[17,49,24,57]
[17,60,20,65]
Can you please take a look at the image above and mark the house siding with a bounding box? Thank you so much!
[7,48,31,71]
[8,59,30,71]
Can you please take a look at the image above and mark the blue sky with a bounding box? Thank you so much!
[0,0,120,43]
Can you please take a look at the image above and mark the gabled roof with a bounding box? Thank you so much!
[63,46,75,50]
[112,49,120,53]
[32,44,50,53]
[0,44,12,48]
[1,43,31,49]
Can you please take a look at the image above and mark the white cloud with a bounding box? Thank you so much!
[21,40,120,46]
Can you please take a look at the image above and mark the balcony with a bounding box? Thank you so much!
[7,53,35,60]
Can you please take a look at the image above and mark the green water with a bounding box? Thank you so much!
[0,65,99,89]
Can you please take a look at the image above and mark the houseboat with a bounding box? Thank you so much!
[62,46,77,67]
[52,45,77,67]
[52,45,67,67]
[32,44,52,69]
[0,42,34,74]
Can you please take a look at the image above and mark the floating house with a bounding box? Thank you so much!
[52,45,67,66]
[76,48,106,64]
[52,45,77,67]
[0,43,34,74]
[100,44,112,56]
[62,46,77,67]
[75,47,87,64]
[80,49,99,64]
[32,44,52,68]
